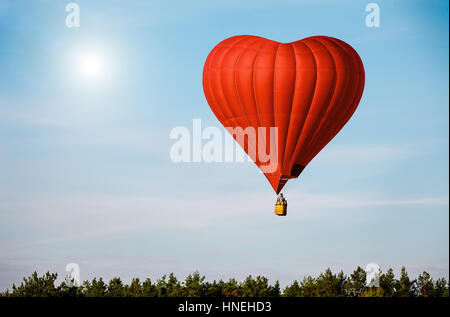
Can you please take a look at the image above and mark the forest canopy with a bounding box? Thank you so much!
[1,267,448,297]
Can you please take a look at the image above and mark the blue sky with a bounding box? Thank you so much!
[0,0,448,289]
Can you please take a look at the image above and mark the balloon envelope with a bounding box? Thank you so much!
[203,35,365,193]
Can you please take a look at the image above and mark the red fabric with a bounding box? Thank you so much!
[203,35,365,193]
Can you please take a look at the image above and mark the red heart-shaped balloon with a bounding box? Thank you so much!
[203,35,365,193]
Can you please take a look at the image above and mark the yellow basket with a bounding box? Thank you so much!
[275,204,287,216]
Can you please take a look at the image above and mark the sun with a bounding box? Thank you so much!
[67,44,117,88]
[79,54,103,78]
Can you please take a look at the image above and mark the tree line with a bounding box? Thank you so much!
[1,266,448,297]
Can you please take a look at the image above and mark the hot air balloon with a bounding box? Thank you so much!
[202,35,365,215]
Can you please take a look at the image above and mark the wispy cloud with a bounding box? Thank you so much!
[317,144,413,165]
[0,191,447,250]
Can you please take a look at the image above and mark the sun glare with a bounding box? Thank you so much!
[68,44,117,88]
[79,54,103,78]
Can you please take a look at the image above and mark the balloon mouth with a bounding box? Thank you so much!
[266,164,305,194]
[290,164,305,178]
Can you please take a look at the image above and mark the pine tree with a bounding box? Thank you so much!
[299,276,318,297]
[316,268,346,297]
[220,278,241,297]
[396,267,415,297]
[124,278,142,297]
[9,271,58,297]
[269,280,281,297]
[107,277,125,297]
[379,268,395,297]
[142,278,158,297]
[283,280,301,297]
[84,277,107,297]
[204,280,222,296]
[166,273,182,296]
[183,271,206,296]
[417,271,433,297]
[433,278,449,297]
[348,266,366,296]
